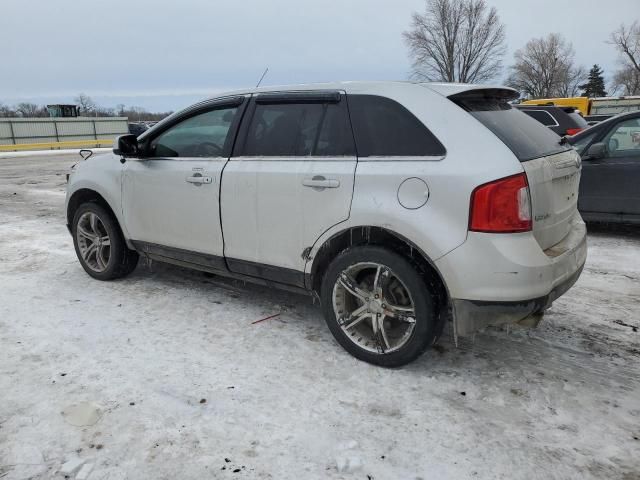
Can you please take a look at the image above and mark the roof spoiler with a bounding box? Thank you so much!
[448,88,520,103]
[422,83,519,102]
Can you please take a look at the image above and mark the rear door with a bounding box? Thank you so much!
[220,91,357,286]
[579,117,640,217]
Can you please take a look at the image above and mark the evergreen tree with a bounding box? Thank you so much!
[579,64,607,97]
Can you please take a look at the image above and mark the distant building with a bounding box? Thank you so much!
[47,104,78,118]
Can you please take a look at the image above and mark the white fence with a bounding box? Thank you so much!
[0,117,128,148]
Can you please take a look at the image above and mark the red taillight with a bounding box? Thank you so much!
[469,173,532,233]
[566,128,583,136]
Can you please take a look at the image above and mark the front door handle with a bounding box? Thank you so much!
[302,176,340,190]
[186,174,212,185]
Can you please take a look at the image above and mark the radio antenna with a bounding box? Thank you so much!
[256,67,269,88]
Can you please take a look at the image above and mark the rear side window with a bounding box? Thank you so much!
[241,101,354,156]
[347,95,445,157]
[452,93,571,161]
[521,109,558,127]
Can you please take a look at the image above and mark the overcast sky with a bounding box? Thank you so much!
[1,0,636,111]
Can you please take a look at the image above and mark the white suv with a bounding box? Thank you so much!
[65,81,587,366]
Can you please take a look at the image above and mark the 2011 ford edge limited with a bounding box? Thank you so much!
[65,81,587,367]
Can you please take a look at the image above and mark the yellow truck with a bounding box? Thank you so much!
[521,96,640,118]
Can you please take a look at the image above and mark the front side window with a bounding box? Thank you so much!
[347,95,445,157]
[603,118,640,158]
[241,102,354,156]
[150,107,238,157]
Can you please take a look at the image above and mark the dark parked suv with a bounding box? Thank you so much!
[568,111,640,224]
[515,105,588,136]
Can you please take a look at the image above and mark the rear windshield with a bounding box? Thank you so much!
[567,112,589,128]
[521,109,558,127]
[451,93,572,161]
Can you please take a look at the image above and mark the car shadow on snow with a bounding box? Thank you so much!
[586,221,640,238]
[120,258,638,388]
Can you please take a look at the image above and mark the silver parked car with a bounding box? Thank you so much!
[65,81,587,366]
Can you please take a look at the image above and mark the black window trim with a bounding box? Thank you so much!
[231,91,356,159]
[255,90,341,105]
[139,96,248,159]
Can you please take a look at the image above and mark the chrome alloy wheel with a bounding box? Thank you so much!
[332,262,417,354]
[76,212,111,273]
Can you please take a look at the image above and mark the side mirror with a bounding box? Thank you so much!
[584,142,606,160]
[113,134,140,157]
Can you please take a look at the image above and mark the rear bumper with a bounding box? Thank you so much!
[451,262,584,335]
[436,212,587,335]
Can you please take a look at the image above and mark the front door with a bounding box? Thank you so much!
[122,99,245,268]
[220,92,357,286]
[579,117,640,218]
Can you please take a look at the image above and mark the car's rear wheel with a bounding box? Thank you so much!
[320,246,437,367]
[72,202,138,280]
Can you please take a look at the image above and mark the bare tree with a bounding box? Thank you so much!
[74,93,96,116]
[506,33,586,99]
[609,22,640,95]
[94,107,116,117]
[1,97,171,122]
[610,22,640,74]
[403,0,506,83]
[0,103,16,117]
[612,65,640,95]
[15,102,46,117]
[557,65,587,98]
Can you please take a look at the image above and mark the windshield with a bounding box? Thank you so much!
[451,92,572,161]
[571,130,598,155]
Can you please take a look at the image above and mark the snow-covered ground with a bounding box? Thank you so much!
[1,154,639,480]
[0,148,112,159]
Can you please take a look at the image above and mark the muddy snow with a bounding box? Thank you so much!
[1,153,639,479]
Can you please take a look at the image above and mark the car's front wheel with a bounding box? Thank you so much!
[320,246,437,367]
[72,202,138,280]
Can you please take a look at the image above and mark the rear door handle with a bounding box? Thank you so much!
[186,175,212,185]
[302,176,340,189]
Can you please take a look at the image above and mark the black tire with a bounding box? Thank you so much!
[72,202,138,280]
[320,246,437,367]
